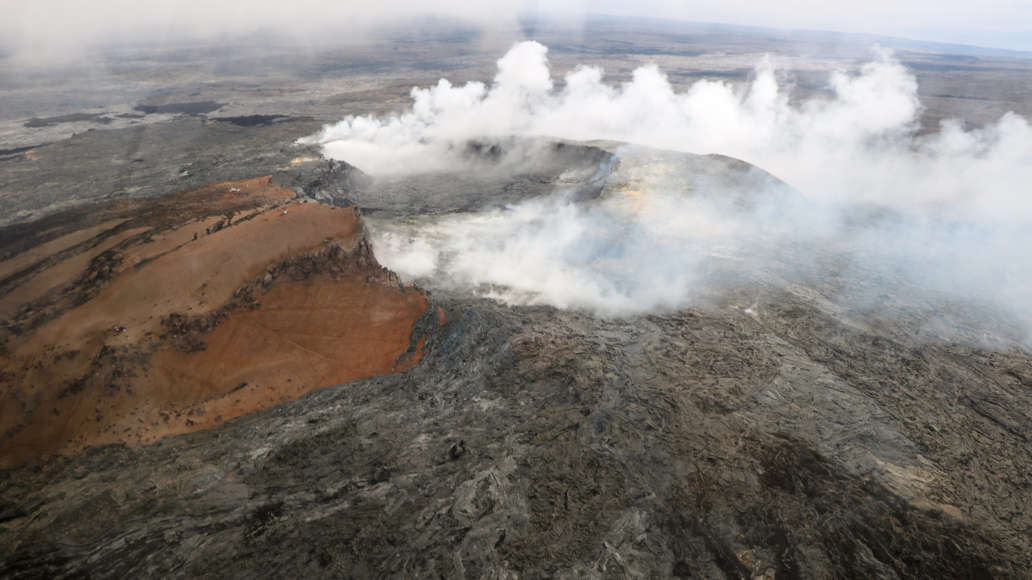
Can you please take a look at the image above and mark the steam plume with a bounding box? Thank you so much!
[309,41,1032,341]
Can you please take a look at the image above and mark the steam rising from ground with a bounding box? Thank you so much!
[310,42,1032,339]
[373,184,719,313]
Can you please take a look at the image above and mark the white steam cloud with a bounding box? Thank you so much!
[309,41,1032,339]
[313,41,1030,222]
[372,185,719,313]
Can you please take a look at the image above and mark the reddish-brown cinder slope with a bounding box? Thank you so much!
[0,177,430,466]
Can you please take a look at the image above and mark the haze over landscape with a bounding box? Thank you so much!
[1,2,1031,578]
[4,0,1032,58]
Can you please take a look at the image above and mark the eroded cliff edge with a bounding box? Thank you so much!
[0,175,433,466]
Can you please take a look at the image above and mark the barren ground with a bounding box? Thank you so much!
[1,18,1030,579]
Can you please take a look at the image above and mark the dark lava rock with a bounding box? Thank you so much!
[0,133,1028,579]
[23,113,113,128]
[273,157,370,208]
[213,115,296,127]
[0,293,1028,578]
[134,101,224,115]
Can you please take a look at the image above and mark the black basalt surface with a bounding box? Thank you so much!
[1,289,1029,577]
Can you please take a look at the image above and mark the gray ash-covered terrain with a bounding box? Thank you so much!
[0,117,323,227]
[2,17,1032,580]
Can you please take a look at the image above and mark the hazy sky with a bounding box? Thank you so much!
[2,0,1031,63]
[590,0,1032,51]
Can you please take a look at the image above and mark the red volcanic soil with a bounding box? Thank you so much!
[0,177,431,466]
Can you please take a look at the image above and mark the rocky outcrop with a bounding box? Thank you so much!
[273,157,370,208]
[0,177,432,466]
